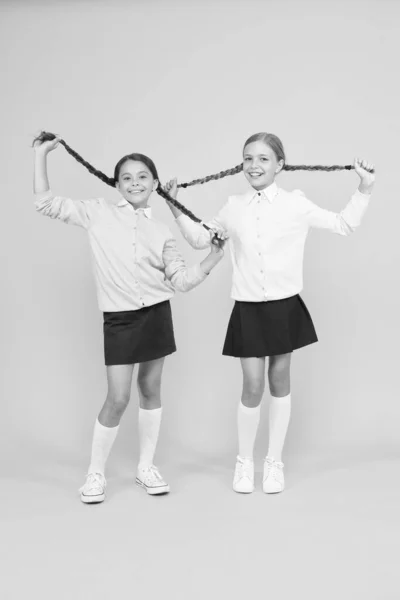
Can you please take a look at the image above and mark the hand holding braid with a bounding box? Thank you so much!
[32,131,224,248]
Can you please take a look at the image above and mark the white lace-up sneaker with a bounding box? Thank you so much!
[263,457,285,494]
[136,464,170,495]
[233,456,255,494]
[79,472,106,504]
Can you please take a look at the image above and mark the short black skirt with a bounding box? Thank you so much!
[103,300,176,366]
[222,295,318,358]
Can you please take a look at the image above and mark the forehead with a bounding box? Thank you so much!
[120,160,152,175]
[243,141,275,156]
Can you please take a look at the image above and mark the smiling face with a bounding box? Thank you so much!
[115,159,158,208]
[243,141,284,191]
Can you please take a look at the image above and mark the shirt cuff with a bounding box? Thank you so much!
[354,188,372,199]
[34,189,54,201]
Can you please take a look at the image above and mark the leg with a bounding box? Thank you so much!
[99,364,135,426]
[267,353,292,460]
[268,353,291,399]
[264,353,292,493]
[136,358,169,495]
[80,364,134,503]
[88,365,134,475]
[233,358,265,494]
[241,357,266,408]
[137,357,164,410]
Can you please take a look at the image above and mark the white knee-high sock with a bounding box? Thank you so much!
[88,419,120,475]
[237,401,261,460]
[138,407,162,468]
[267,393,291,463]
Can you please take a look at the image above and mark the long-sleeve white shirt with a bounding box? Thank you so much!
[34,191,208,312]
[175,182,371,302]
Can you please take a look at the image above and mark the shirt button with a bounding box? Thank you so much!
[257,192,261,196]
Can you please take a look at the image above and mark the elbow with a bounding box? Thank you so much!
[338,216,356,236]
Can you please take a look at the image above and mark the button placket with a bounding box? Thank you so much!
[132,214,145,307]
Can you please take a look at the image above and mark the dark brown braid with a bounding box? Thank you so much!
[34,131,116,187]
[178,162,373,188]
[33,131,222,245]
[178,164,244,188]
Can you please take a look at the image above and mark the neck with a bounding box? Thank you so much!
[252,180,275,192]
[127,200,149,210]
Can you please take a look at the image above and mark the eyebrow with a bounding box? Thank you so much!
[121,170,150,176]
[243,154,270,158]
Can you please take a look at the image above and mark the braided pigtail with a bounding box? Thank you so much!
[33,131,222,247]
[178,163,243,189]
[178,162,373,188]
[284,164,357,172]
[33,131,116,187]
[156,184,223,247]
[156,184,202,223]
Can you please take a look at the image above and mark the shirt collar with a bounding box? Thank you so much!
[245,181,279,205]
[117,198,152,219]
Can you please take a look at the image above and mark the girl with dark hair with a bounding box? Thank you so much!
[33,133,227,503]
[165,132,375,495]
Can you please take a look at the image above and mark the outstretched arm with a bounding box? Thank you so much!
[304,158,375,235]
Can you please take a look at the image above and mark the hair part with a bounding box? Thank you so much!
[243,132,286,164]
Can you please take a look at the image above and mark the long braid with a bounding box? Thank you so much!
[178,164,243,188]
[178,162,373,188]
[33,131,221,245]
[34,131,116,187]
[156,184,202,223]
[283,164,356,172]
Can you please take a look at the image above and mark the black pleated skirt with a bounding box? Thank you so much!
[222,295,318,358]
[103,300,176,366]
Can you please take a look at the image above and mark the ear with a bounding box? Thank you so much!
[153,179,159,192]
[276,160,284,174]
[115,180,120,191]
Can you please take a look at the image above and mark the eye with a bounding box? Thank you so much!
[139,175,148,180]
[243,157,251,162]
[123,176,131,181]
[261,157,269,162]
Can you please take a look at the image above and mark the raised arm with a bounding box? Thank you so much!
[33,135,97,229]
[33,135,61,194]
[163,230,225,293]
[303,158,375,235]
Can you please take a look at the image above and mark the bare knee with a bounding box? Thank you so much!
[137,373,161,409]
[105,391,131,419]
[268,356,291,397]
[242,376,265,408]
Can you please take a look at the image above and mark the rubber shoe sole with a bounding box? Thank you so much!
[135,477,170,495]
[80,491,105,504]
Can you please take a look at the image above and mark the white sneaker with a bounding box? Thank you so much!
[263,458,285,494]
[79,472,106,504]
[136,464,170,495]
[233,456,254,493]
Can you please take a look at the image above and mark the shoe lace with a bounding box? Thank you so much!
[80,472,104,492]
[265,458,284,482]
[141,465,163,484]
[236,457,253,480]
